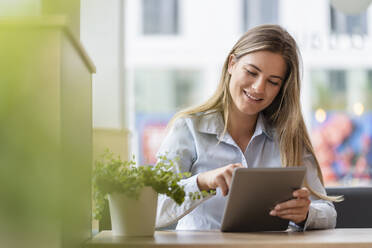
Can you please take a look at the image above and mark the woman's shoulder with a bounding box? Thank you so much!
[170,112,201,131]
[171,110,223,135]
[174,110,221,124]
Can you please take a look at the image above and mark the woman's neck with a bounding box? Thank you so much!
[227,106,258,151]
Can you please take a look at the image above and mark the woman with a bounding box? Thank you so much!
[155,25,341,231]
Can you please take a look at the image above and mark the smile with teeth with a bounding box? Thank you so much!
[243,90,263,101]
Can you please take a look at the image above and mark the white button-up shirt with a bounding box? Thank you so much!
[156,111,337,231]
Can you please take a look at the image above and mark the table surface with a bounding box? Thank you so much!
[84,228,372,248]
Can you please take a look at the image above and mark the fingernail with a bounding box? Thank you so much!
[275,205,280,210]
[270,210,275,216]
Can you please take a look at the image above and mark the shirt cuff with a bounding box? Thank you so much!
[179,174,202,194]
[288,207,313,232]
[291,204,315,231]
[156,174,212,229]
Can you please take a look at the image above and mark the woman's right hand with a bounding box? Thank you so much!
[196,163,243,196]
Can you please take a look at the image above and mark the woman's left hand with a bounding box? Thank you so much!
[269,187,311,224]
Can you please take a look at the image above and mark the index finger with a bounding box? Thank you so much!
[231,163,243,168]
[293,187,310,198]
[226,164,243,173]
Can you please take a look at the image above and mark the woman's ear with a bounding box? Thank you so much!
[227,54,236,75]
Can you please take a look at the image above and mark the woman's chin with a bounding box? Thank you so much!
[237,107,261,116]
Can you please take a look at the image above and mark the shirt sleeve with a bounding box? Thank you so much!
[295,153,337,231]
[155,118,212,229]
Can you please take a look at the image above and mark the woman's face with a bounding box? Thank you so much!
[228,50,287,117]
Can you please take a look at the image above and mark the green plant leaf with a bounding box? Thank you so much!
[92,150,215,221]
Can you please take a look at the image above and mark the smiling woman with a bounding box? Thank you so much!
[227,51,286,151]
[155,25,342,231]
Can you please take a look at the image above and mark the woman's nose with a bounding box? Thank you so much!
[251,76,266,93]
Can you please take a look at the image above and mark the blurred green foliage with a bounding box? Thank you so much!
[2,30,56,196]
[0,2,90,247]
[0,29,62,247]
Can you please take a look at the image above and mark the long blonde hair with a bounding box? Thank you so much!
[170,25,342,202]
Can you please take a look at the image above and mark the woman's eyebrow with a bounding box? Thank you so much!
[245,63,283,81]
[246,63,262,72]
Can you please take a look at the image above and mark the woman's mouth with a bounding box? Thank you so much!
[243,90,263,101]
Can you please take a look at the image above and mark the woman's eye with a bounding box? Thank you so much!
[246,70,257,76]
[268,80,279,86]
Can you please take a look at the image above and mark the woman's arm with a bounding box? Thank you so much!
[155,118,208,228]
[156,175,213,228]
[270,154,337,230]
[300,154,337,230]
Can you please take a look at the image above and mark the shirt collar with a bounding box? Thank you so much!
[196,111,274,140]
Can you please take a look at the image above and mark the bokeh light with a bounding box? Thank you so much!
[315,108,327,123]
[353,102,364,116]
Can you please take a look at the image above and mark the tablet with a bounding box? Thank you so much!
[220,167,306,232]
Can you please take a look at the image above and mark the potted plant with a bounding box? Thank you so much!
[93,150,210,237]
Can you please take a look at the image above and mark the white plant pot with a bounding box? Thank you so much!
[108,187,158,236]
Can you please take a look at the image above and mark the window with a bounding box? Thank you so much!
[329,70,346,92]
[311,69,372,186]
[134,69,202,164]
[312,70,347,110]
[242,0,279,31]
[330,5,368,35]
[142,0,179,35]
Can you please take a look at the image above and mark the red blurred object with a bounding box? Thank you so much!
[323,114,352,147]
[312,114,353,185]
[142,123,167,165]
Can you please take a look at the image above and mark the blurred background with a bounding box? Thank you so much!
[1,0,372,246]
[81,0,372,187]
